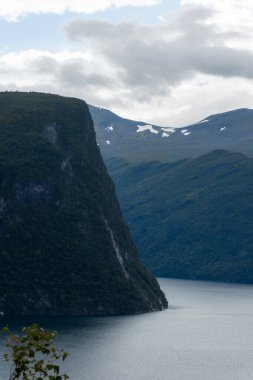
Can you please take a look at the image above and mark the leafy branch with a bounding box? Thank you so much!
[2,324,69,380]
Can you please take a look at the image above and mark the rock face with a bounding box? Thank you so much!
[0,92,167,316]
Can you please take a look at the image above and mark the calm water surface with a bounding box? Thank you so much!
[1,278,253,379]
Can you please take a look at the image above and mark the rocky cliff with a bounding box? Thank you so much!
[0,92,167,315]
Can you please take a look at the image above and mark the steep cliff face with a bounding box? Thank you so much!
[0,92,167,316]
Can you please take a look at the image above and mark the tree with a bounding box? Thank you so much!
[2,324,69,380]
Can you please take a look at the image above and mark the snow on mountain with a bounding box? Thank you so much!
[136,124,159,134]
[89,105,253,163]
[181,129,191,136]
[106,125,114,131]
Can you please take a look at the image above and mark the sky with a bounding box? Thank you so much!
[1,0,253,127]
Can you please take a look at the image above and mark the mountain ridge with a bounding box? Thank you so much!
[89,105,253,163]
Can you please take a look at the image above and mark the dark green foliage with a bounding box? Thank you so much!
[107,150,253,283]
[0,92,167,315]
[2,324,69,380]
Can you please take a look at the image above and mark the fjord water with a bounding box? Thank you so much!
[1,278,253,380]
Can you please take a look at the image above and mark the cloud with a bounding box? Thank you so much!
[181,0,253,34]
[65,7,253,92]
[0,0,161,21]
[1,45,253,127]
[1,2,253,126]
[64,5,253,122]
[181,0,253,8]
[0,49,122,109]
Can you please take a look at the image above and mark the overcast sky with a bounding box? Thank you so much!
[1,0,253,126]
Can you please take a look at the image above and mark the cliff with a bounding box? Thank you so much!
[0,92,167,315]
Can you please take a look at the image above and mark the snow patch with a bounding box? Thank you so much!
[162,132,169,138]
[105,124,114,131]
[220,127,226,131]
[195,119,209,124]
[161,127,176,133]
[181,129,191,136]
[106,140,111,145]
[137,124,158,134]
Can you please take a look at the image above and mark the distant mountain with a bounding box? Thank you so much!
[0,92,167,316]
[107,150,253,283]
[89,105,253,163]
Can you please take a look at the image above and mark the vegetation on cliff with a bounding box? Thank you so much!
[0,92,167,315]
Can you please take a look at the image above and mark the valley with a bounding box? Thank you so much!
[91,105,253,283]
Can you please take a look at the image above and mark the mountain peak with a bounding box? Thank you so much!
[89,104,253,163]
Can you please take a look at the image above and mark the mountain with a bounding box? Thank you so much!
[89,105,253,163]
[0,92,167,316]
[90,104,253,283]
[107,150,253,283]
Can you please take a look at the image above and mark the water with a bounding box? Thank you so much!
[1,278,253,379]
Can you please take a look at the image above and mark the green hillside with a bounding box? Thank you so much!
[108,150,253,283]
